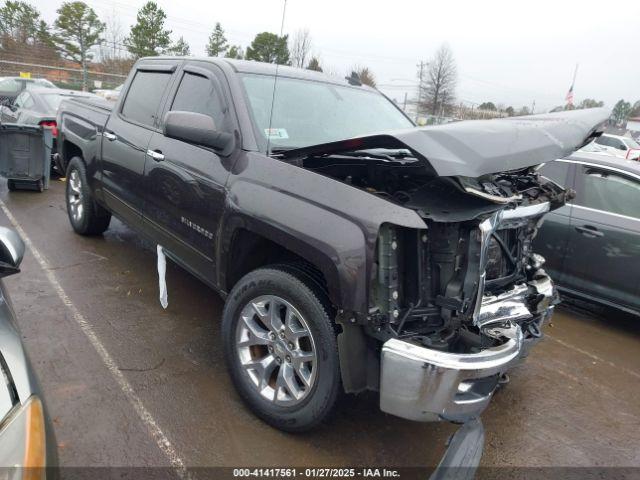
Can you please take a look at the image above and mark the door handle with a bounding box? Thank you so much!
[147,149,165,162]
[103,131,117,141]
[575,225,604,238]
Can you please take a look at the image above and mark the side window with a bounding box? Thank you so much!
[538,161,571,186]
[594,136,608,146]
[170,72,226,129]
[121,70,172,128]
[575,166,640,219]
[21,93,34,109]
[13,92,28,108]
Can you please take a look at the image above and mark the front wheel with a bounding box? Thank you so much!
[222,267,340,432]
[66,157,111,235]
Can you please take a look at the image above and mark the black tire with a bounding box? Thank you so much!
[222,267,340,432]
[66,157,111,235]
[7,180,16,192]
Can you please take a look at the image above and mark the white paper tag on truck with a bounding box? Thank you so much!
[157,245,168,309]
[264,128,289,140]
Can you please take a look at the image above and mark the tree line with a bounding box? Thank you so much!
[2,0,631,121]
[0,0,329,89]
[0,0,420,99]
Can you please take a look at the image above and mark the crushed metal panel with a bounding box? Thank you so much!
[283,108,611,178]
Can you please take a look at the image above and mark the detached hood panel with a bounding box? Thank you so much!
[284,108,610,178]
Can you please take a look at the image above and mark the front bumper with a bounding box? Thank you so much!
[380,322,522,423]
[380,273,556,423]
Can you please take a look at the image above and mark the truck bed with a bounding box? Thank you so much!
[57,96,114,173]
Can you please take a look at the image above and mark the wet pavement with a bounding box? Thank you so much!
[1,179,639,476]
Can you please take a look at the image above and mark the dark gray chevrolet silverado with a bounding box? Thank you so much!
[56,57,608,440]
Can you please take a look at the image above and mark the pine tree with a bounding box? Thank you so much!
[125,1,171,58]
[225,45,244,60]
[245,32,289,64]
[168,36,190,56]
[206,22,227,57]
[54,1,105,90]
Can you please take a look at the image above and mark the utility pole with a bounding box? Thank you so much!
[403,92,408,112]
[531,100,536,115]
[416,61,426,121]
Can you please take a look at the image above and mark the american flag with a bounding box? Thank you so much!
[565,84,574,106]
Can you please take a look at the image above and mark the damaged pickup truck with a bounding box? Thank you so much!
[56,58,608,443]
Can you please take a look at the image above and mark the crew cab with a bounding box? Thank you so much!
[56,57,608,440]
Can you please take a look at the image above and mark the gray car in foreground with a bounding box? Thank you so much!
[0,227,58,477]
[536,153,640,315]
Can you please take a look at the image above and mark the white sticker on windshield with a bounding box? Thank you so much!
[264,128,289,140]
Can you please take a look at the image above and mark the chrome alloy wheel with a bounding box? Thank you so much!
[236,295,317,406]
[68,170,84,222]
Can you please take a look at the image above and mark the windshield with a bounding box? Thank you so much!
[241,74,414,151]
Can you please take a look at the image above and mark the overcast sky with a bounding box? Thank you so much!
[31,0,639,112]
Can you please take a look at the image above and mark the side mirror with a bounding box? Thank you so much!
[163,111,234,155]
[0,227,24,277]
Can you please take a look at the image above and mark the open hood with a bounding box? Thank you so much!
[282,108,610,178]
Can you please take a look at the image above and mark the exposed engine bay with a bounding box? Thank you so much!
[297,151,569,358]
[277,108,608,425]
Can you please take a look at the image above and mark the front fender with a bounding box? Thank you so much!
[221,153,427,313]
[220,188,365,312]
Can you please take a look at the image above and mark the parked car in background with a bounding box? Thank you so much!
[535,153,640,316]
[93,84,122,102]
[0,227,58,475]
[0,77,58,103]
[0,88,100,174]
[586,133,640,160]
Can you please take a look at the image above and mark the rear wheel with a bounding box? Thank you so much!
[222,267,340,432]
[66,157,111,235]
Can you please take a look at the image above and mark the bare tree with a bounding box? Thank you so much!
[419,44,457,116]
[351,65,376,88]
[289,28,312,68]
[101,9,126,60]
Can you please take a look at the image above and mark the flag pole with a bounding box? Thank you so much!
[571,63,579,88]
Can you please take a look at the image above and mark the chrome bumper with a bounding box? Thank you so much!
[380,322,522,423]
[380,272,556,423]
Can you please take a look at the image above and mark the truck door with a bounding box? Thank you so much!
[563,163,640,311]
[100,65,175,225]
[143,63,236,287]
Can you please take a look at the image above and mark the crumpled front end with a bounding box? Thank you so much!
[371,170,564,423]
[380,202,557,423]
